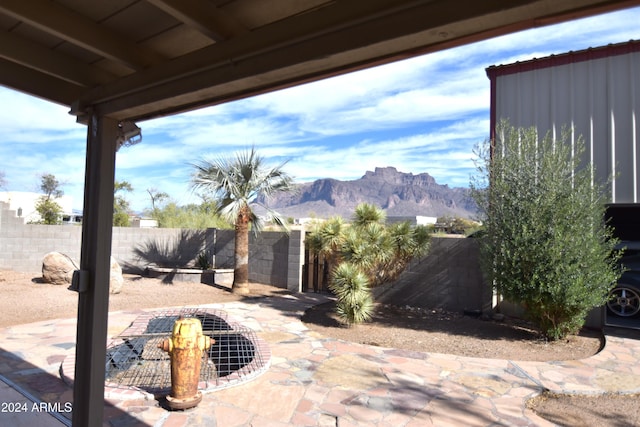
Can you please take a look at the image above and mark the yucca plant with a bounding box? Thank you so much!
[307,203,431,324]
[195,250,212,270]
[329,263,374,325]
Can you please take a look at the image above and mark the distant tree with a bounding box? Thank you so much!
[471,123,622,340]
[0,170,6,189]
[39,173,63,199]
[436,215,481,235]
[34,173,63,224]
[191,148,296,294]
[114,180,133,226]
[149,201,230,229]
[451,217,481,235]
[147,188,169,212]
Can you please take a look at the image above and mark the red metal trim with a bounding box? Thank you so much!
[489,66,497,146]
[486,39,640,79]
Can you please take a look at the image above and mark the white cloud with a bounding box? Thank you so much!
[281,118,488,187]
[116,143,187,170]
[0,88,84,141]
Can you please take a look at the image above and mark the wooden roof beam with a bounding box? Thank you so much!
[0,57,84,105]
[67,0,640,121]
[0,31,116,87]
[0,0,164,70]
[70,0,433,113]
[146,0,249,41]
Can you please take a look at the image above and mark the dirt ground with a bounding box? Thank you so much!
[1,269,639,426]
[301,302,604,361]
[0,269,285,329]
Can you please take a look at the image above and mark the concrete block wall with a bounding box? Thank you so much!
[0,202,299,291]
[248,231,288,288]
[1,200,488,306]
[0,202,82,272]
[112,227,216,272]
[286,230,305,292]
[374,237,490,313]
[194,229,304,291]
[212,229,235,269]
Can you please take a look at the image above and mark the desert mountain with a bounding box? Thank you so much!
[256,167,478,219]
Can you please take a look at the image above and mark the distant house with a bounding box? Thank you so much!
[386,216,437,226]
[61,209,83,226]
[294,217,319,226]
[0,191,76,224]
[131,217,158,228]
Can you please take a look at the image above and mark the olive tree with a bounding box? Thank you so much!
[471,123,622,340]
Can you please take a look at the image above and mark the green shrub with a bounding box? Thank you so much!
[472,123,622,340]
[195,250,212,270]
[150,202,231,229]
[34,197,62,225]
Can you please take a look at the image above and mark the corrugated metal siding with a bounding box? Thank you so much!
[488,45,640,203]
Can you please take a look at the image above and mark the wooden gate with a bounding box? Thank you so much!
[302,247,329,293]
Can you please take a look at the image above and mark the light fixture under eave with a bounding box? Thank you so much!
[116,121,142,151]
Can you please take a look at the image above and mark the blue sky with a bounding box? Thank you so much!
[2,7,640,213]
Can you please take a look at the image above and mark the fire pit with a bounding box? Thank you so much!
[61,308,271,400]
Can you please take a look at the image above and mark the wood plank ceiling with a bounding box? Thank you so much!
[0,0,638,124]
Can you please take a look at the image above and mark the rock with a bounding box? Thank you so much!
[42,252,123,294]
[42,252,78,286]
[109,257,123,294]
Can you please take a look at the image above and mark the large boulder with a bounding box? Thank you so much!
[42,252,123,294]
[42,252,78,286]
[109,258,123,294]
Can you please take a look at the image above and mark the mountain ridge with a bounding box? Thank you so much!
[257,166,477,219]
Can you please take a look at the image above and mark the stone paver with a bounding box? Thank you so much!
[0,292,639,426]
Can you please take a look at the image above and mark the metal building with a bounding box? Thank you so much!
[487,40,640,204]
[487,40,640,329]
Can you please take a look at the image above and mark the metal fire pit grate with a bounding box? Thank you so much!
[104,308,268,395]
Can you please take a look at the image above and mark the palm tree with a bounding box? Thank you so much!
[191,148,295,294]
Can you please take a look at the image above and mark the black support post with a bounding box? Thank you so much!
[72,114,118,426]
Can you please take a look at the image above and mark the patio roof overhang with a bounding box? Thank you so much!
[1,1,638,426]
[1,0,637,124]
